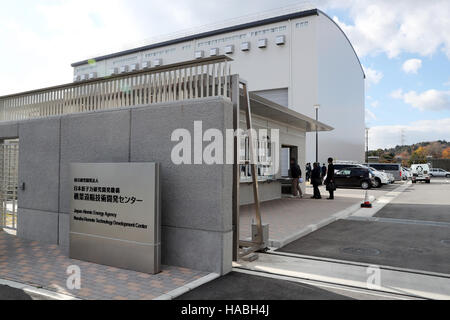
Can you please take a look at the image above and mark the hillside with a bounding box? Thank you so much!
[368,141,450,166]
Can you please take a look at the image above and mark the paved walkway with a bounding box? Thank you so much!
[240,184,401,247]
[0,231,208,300]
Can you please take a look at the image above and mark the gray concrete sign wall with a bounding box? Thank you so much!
[0,97,233,275]
[70,163,161,274]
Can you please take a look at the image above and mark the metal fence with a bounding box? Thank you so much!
[0,140,19,231]
[430,159,450,171]
[0,56,232,122]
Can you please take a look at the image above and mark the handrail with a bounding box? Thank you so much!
[0,56,232,122]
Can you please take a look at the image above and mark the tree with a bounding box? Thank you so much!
[425,142,443,159]
[409,147,428,165]
[443,147,450,159]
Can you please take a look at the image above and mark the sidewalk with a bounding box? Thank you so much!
[0,231,209,300]
[240,184,401,248]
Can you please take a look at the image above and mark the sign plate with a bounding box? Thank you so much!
[69,163,160,274]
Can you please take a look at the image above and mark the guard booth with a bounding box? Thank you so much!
[0,139,19,232]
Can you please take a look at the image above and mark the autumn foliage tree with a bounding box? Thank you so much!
[443,147,450,159]
[409,146,428,165]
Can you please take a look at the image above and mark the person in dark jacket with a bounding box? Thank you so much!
[311,162,322,199]
[324,157,335,200]
[306,163,312,182]
[290,158,303,198]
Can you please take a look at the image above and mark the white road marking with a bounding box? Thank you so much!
[232,267,417,300]
[234,253,450,300]
[347,216,450,228]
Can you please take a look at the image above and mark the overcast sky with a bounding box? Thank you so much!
[0,0,449,149]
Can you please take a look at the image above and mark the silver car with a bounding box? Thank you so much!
[365,163,402,181]
[429,168,450,178]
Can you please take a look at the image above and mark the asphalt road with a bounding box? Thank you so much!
[177,272,352,300]
[0,285,32,300]
[278,179,450,274]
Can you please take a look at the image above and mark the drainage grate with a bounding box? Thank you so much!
[341,247,381,256]
[440,240,450,246]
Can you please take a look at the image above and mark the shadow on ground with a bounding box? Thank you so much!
[176,272,352,300]
[0,285,32,300]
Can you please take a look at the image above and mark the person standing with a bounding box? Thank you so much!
[321,163,328,183]
[311,162,322,199]
[325,157,336,200]
[290,158,303,198]
[306,163,312,182]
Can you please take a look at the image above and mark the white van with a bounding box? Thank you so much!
[411,164,431,184]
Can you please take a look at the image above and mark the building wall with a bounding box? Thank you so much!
[312,13,365,164]
[73,10,364,167]
[238,112,306,206]
[0,97,234,275]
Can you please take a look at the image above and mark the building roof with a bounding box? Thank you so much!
[247,92,333,132]
[71,8,364,78]
[71,8,320,67]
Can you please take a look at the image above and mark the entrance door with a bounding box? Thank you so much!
[0,139,19,232]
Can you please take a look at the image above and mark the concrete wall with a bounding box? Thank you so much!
[0,97,233,275]
[240,181,281,206]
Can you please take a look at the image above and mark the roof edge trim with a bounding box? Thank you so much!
[71,9,319,67]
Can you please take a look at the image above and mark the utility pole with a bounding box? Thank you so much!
[401,128,406,146]
[366,127,370,163]
[314,105,320,164]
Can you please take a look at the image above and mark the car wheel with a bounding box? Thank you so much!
[361,181,370,189]
[373,178,381,188]
[446,174,450,178]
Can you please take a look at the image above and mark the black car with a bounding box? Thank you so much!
[334,167,374,189]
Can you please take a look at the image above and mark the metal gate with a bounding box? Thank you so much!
[0,140,19,231]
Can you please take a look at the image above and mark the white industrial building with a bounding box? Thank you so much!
[72,7,366,166]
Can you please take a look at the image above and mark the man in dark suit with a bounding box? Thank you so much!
[311,162,322,199]
[324,157,335,200]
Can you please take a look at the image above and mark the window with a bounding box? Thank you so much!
[195,50,204,59]
[337,169,351,176]
[334,164,356,170]
[224,45,234,54]
[296,21,309,28]
[209,48,219,56]
[352,169,366,175]
[371,164,400,171]
[240,135,275,182]
[258,39,267,48]
[275,35,286,45]
[241,42,250,51]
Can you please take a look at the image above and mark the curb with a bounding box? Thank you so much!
[153,273,220,300]
[0,278,80,300]
[1,273,221,301]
